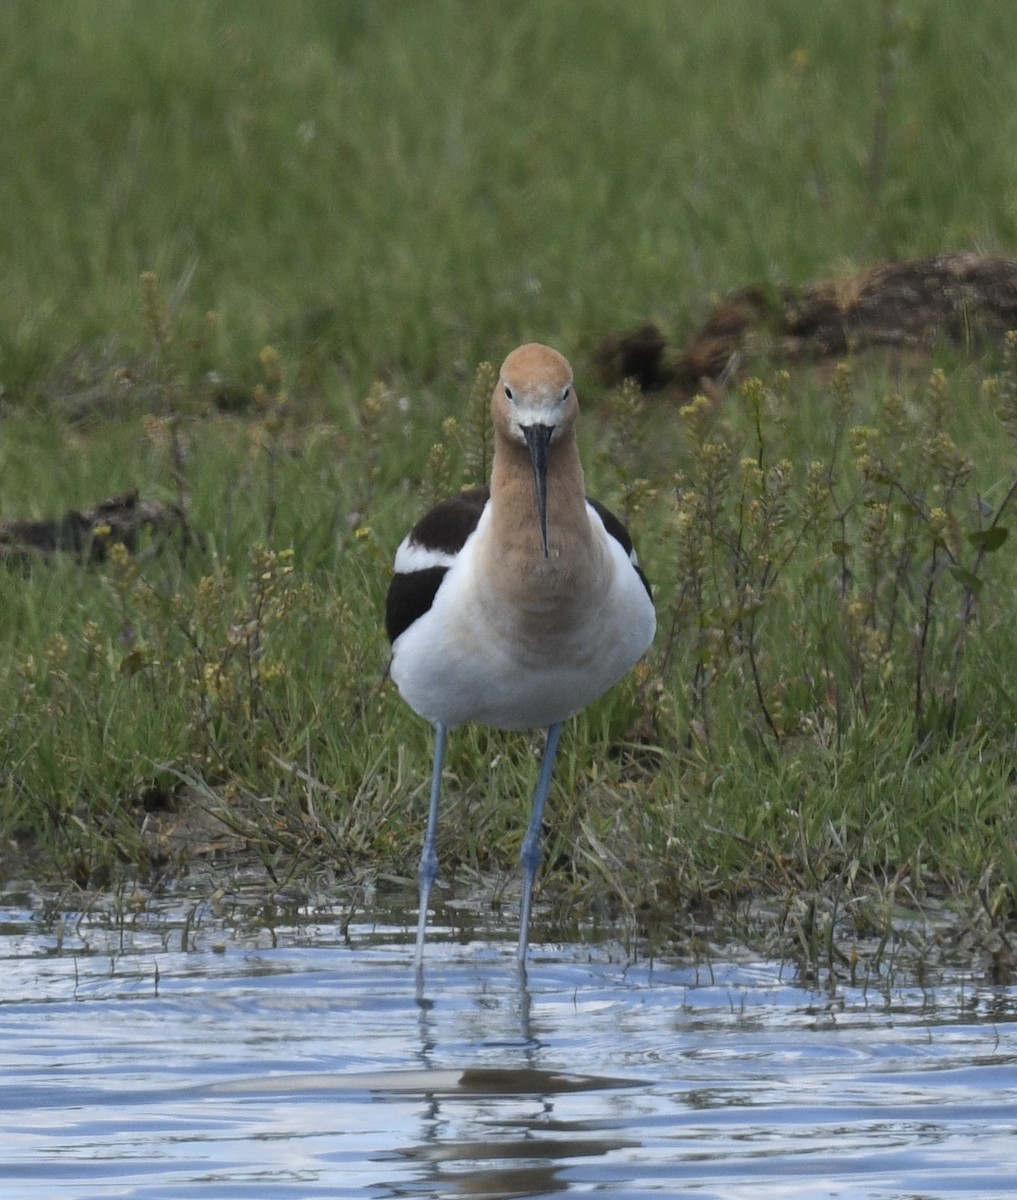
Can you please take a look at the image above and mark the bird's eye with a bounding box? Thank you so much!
[504,384,514,402]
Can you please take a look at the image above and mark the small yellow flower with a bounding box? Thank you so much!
[258,661,285,684]
[259,344,281,378]
[789,47,811,73]
[928,507,949,540]
[45,633,70,672]
[107,541,131,571]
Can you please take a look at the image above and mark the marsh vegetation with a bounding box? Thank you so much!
[4,1,1017,976]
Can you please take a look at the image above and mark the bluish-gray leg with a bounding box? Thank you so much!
[415,721,447,972]
[517,722,563,966]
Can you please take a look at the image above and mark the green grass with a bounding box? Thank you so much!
[3,0,1017,396]
[3,1,1017,976]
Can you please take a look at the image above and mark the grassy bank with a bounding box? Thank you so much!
[3,1,1017,973]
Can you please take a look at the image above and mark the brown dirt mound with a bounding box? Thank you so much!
[595,254,1017,394]
[0,489,193,568]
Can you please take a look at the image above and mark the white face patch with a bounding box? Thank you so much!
[501,379,573,442]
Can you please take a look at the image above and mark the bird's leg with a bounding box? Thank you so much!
[517,721,563,966]
[415,721,447,972]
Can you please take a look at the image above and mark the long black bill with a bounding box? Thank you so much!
[522,423,553,557]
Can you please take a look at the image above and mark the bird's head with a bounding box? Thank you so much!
[492,343,577,557]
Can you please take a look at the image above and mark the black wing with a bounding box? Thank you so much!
[385,488,489,643]
[587,497,652,600]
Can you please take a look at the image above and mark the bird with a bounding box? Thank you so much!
[385,343,655,970]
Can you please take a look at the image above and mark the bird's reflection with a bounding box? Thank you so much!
[402,950,634,1200]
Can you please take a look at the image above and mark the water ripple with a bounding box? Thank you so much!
[1,894,1015,1198]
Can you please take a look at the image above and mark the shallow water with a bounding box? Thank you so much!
[2,887,1017,1199]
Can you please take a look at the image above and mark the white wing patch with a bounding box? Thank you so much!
[394,535,458,574]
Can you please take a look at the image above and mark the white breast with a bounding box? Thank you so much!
[389,505,655,730]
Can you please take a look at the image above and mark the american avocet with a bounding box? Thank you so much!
[386,343,655,969]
